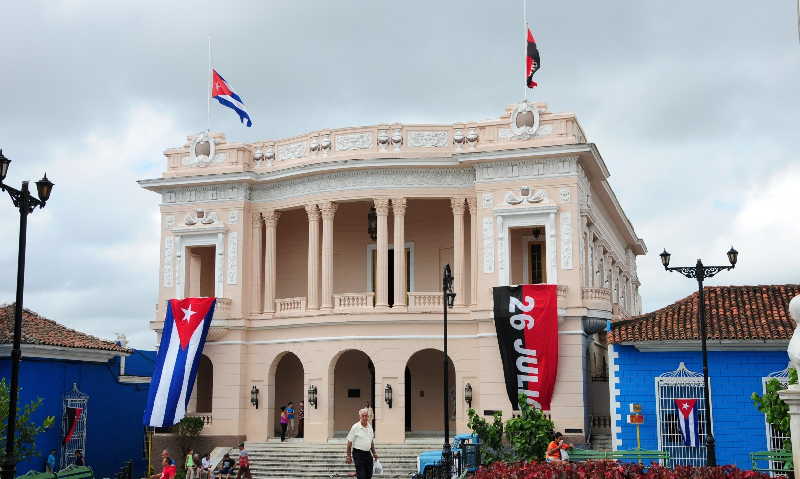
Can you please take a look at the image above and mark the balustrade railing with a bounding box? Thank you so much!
[407,292,444,312]
[582,287,611,301]
[557,285,568,301]
[333,292,375,311]
[274,297,306,314]
[186,412,213,425]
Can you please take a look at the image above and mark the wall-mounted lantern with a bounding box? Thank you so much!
[384,384,393,409]
[308,384,318,409]
[367,206,377,240]
[464,383,473,408]
[250,385,259,409]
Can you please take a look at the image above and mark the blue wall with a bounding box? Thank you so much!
[0,352,153,479]
[613,345,788,469]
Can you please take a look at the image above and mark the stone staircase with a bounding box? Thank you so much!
[231,440,441,478]
[590,433,612,451]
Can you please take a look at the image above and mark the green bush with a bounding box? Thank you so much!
[0,378,55,463]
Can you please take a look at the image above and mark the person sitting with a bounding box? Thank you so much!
[545,432,572,462]
[216,453,235,479]
[200,453,212,479]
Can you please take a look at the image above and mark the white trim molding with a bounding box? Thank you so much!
[607,344,622,450]
[494,205,558,286]
[624,340,789,352]
[0,344,125,363]
[207,332,498,346]
[118,375,151,384]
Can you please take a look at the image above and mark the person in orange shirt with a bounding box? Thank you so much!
[545,432,571,462]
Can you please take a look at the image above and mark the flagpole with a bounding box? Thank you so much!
[523,0,528,102]
[207,35,212,133]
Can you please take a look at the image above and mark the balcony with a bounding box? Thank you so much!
[153,297,233,323]
[582,287,612,312]
[407,292,444,312]
[333,292,375,312]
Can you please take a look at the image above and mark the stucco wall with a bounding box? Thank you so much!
[612,345,788,468]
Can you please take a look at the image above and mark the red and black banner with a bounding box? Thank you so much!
[493,284,558,410]
[526,27,541,88]
[63,406,83,445]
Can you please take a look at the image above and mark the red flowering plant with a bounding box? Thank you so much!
[470,461,783,479]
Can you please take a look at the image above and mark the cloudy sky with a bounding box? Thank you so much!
[1,1,798,349]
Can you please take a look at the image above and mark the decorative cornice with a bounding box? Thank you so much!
[475,156,579,183]
[249,167,475,203]
[626,340,789,352]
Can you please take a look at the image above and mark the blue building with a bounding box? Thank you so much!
[0,304,155,479]
[607,284,799,469]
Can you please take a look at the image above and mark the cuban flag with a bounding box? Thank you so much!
[211,69,252,127]
[143,297,216,427]
[674,398,701,447]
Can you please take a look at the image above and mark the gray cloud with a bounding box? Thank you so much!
[1,0,798,348]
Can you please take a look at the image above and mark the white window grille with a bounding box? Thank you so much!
[60,383,89,469]
[655,362,711,467]
[762,365,790,474]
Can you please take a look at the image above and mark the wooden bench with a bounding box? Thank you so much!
[56,465,93,479]
[569,448,669,463]
[16,471,55,479]
[750,450,793,474]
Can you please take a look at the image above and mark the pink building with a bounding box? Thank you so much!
[139,102,646,446]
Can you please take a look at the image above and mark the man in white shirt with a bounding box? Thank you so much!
[345,408,378,479]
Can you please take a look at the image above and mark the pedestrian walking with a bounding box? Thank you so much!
[279,406,289,442]
[236,443,252,479]
[297,400,305,439]
[345,408,378,479]
[287,401,296,438]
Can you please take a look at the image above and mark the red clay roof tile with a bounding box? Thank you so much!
[609,284,800,343]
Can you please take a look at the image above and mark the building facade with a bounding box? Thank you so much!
[139,102,646,444]
[608,284,800,468]
[0,305,154,478]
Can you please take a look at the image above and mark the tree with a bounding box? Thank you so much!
[171,416,204,467]
[467,408,507,464]
[504,393,555,462]
[0,378,55,464]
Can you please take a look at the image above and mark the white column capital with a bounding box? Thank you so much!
[320,201,338,219]
[374,198,390,216]
[466,197,478,214]
[391,197,407,216]
[263,209,281,228]
[451,197,466,216]
[251,211,263,229]
[305,204,320,221]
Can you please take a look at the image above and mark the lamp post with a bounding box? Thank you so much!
[0,149,54,479]
[659,247,738,467]
[441,264,456,476]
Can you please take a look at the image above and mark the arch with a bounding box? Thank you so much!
[270,351,305,439]
[330,349,374,437]
[404,348,455,436]
[194,355,213,413]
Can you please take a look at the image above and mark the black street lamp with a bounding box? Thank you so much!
[0,149,54,479]
[659,246,738,467]
[441,264,456,476]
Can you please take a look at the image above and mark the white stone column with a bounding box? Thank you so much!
[466,197,478,307]
[305,204,321,310]
[451,197,466,307]
[251,211,263,313]
[780,295,800,475]
[392,198,407,308]
[320,201,337,310]
[375,198,390,308]
[263,210,280,313]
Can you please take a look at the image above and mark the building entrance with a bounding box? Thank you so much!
[405,349,455,436]
[273,352,304,439]
[332,350,375,436]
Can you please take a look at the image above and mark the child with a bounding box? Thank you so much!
[217,454,234,479]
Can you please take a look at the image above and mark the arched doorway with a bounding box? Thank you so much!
[191,355,213,413]
[273,352,304,438]
[405,349,455,436]
[332,350,374,437]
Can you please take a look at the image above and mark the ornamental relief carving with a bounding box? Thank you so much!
[249,167,475,203]
[475,157,578,182]
[408,130,449,148]
[560,212,573,270]
[335,132,373,151]
[482,217,495,273]
[227,232,238,284]
[162,184,249,204]
[163,237,174,287]
[277,141,307,161]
